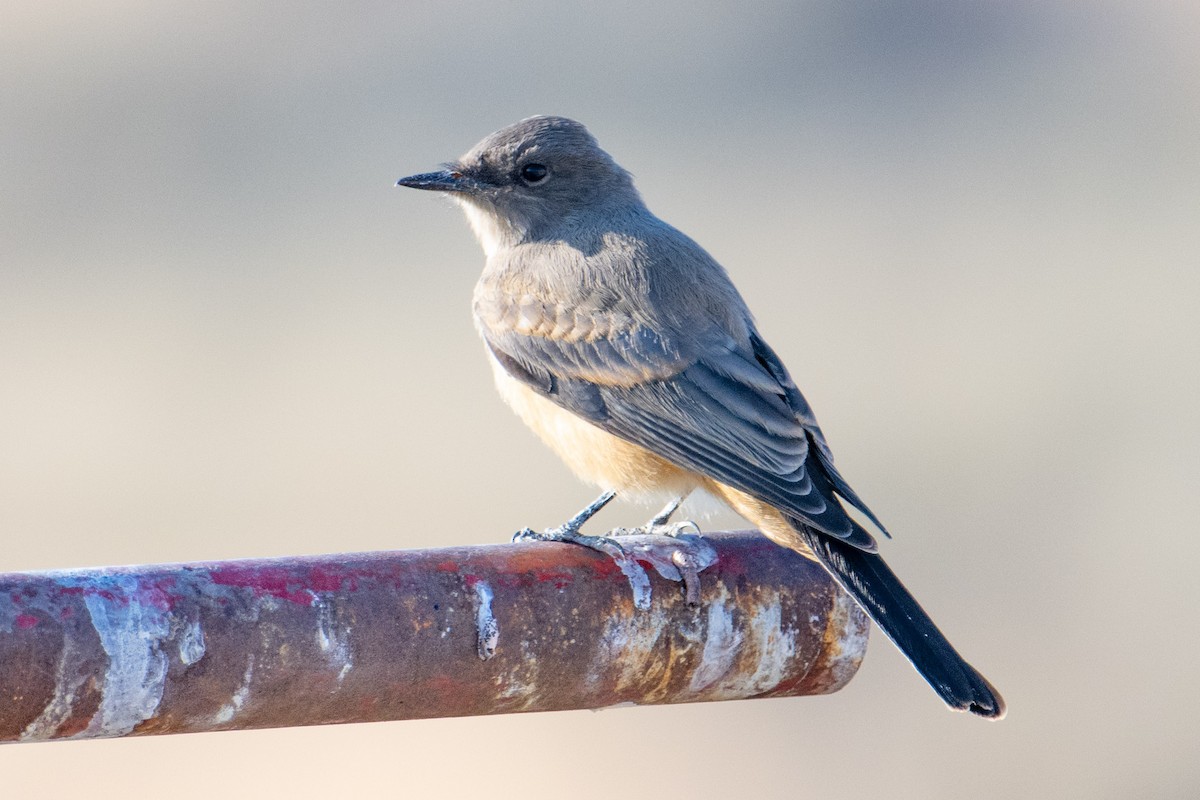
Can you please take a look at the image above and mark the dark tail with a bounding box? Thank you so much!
[794,521,1006,719]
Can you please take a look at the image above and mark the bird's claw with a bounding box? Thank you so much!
[511,527,541,543]
[609,496,701,538]
[512,525,626,555]
[508,492,715,609]
[609,519,702,538]
[510,491,626,555]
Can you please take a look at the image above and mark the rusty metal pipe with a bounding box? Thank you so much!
[0,532,867,743]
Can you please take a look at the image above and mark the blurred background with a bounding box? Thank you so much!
[2,1,1197,796]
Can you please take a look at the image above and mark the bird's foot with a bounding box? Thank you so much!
[512,491,625,555]
[511,492,717,609]
[609,497,702,538]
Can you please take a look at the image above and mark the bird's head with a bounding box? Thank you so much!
[397,116,640,256]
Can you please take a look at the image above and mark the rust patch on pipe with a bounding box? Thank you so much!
[0,532,867,742]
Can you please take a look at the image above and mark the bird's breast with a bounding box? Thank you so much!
[485,352,700,504]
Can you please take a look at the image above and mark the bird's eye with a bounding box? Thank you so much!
[520,163,548,183]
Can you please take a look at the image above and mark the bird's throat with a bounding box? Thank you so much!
[456,198,525,261]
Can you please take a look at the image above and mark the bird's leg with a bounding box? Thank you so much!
[512,491,625,554]
[610,495,702,538]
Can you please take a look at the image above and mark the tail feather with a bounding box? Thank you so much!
[794,521,1006,719]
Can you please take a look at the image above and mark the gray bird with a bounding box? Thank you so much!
[397,116,1005,719]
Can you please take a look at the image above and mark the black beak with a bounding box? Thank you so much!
[395,168,473,192]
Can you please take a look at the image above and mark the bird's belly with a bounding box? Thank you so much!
[489,356,702,504]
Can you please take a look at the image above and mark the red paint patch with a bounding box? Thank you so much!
[434,560,460,573]
[709,547,745,577]
[586,557,622,580]
[530,568,575,590]
[209,565,315,605]
[92,589,124,605]
[15,614,39,629]
[139,583,176,612]
[306,565,348,594]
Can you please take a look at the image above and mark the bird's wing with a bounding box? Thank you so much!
[481,312,886,550]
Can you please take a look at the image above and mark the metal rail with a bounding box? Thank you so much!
[0,531,867,742]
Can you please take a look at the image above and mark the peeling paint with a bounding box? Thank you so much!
[213,656,254,724]
[689,598,742,693]
[497,652,539,705]
[473,581,498,661]
[78,576,170,738]
[311,591,353,684]
[593,602,686,703]
[178,618,206,666]
[609,551,653,610]
[20,633,87,742]
[737,596,794,694]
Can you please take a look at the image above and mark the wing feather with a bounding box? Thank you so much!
[482,315,882,550]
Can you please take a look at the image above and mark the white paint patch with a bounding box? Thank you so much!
[213,655,254,724]
[591,607,677,701]
[496,638,541,708]
[310,591,353,685]
[688,600,743,693]
[78,576,170,738]
[684,588,797,700]
[737,596,794,694]
[474,581,499,661]
[20,633,88,741]
[178,618,206,665]
[609,551,653,611]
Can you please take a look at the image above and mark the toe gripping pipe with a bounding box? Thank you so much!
[0,532,868,743]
